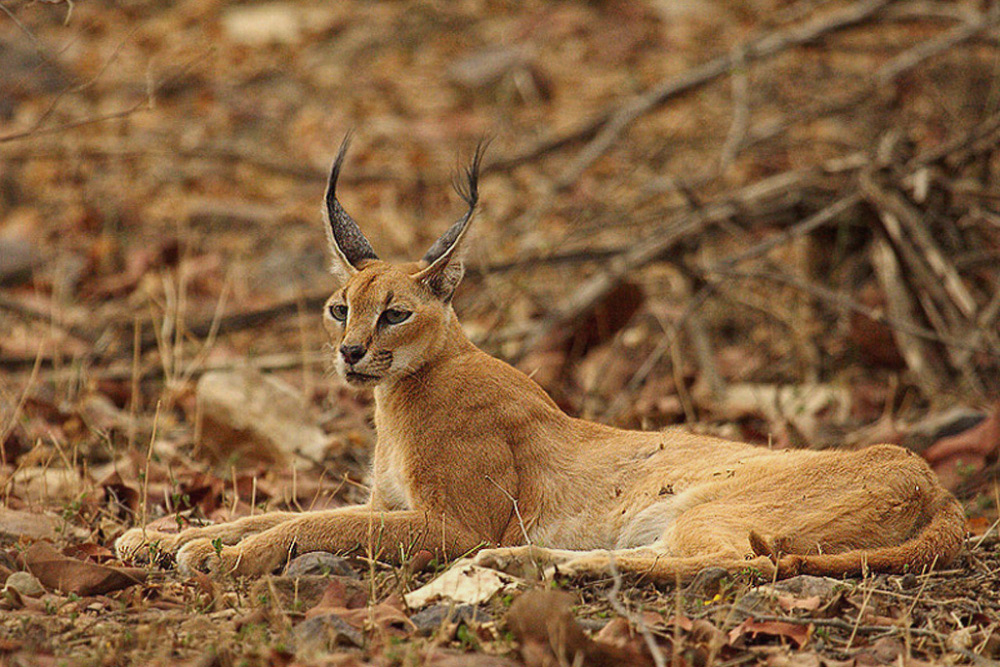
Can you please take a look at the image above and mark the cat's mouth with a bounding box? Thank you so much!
[345,371,381,386]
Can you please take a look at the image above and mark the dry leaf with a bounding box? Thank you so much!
[62,543,115,564]
[508,589,653,667]
[404,563,517,608]
[24,542,147,596]
[729,618,811,648]
[304,578,369,618]
[924,405,1000,490]
[777,595,822,612]
[0,508,86,542]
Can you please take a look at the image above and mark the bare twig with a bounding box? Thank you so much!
[0,294,96,344]
[719,45,751,169]
[877,5,1000,83]
[712,192,864,269]
[552,0,895,190]
[0,49,209,144]
[0,341,44,456]
[869,235,947,395]
[707,265,989,355]
[484,475,531,547]
[748,613,948,640]
[605,556,667,667]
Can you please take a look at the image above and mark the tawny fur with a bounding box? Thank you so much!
[116,139,965,583]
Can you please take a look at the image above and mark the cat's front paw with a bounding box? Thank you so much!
[544,554,607,581]
[473,546,557,579]
[115,528,180,565]
[176,536,289,578]
[176,538,224,576]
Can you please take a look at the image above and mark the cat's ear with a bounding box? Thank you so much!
[412,141,488,300]
[323,133,378,282]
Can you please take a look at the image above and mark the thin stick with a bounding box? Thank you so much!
[128,316,140,451]
[719,45,751,168]
[0,49,208,144]
[553,0,894,189]
[877,6,1000,83]
[140,400,162,534]
[0,294,95,344]
[847,576,876,649]
[0,341,44,454]
[484,475,531,546]
[748,614,948,640]
[606,555,667,667]
[709,266,988,355]
[712,193,863,268]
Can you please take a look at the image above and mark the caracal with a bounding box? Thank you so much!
[117,137,965,582]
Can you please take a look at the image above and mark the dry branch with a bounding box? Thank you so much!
[524,0,896,187]
[0,48,208,144]
[869,236,948,396]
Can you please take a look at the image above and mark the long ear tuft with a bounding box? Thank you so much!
[413,139,489,300]
[323,132,379,281]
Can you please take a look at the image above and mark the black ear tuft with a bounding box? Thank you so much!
[324,132,378,276]
[412,140,489,300]
[421,139,489,266]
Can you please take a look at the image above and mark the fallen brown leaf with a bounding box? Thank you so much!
[305,585,412,640]
[924,405,1000,491]
[62,542,115,564]
[507,589,653,667]
[729,618,811,649]
[304,578,369,617]
[777,595,822,612]
[24,542,148,596]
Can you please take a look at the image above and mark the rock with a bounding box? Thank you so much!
[713,383,851,446]
[5,571,44,597]
[284,552,358,579]
[294,613,363,650]
[765,574,843,599]
[250,574,365,612]
[221,4,303,45]
[0,238,41,286]
[196,369,331,469]
[731,589,775,621]
[448,45,529,88]
[0,507,87,541]
[410,603,491,636]
[734,575,844,620]
[0,37,68,120]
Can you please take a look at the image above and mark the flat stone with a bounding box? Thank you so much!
[5,571,44,597]
[766,574,842,599]
[294,613,363,650]
[196,369,331,469]
[0,507,87,541]
[410,603,491,636]
[284,552,358,579]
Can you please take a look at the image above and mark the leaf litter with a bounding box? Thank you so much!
[1,0,1000,665]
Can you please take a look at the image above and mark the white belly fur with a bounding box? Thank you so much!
[527,490,693,551]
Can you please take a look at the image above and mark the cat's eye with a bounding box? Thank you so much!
[329,304,348,321]
[381,308,411,325]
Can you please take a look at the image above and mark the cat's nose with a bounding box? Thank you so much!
[340,345,367,365]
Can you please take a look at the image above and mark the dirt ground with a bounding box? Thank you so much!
[1,0,999,665]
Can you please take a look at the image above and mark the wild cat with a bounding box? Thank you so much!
[117,136,965,581]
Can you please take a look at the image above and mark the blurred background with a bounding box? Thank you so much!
[1,0,999,528]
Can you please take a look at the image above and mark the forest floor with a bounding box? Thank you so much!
[1,0,999,664]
